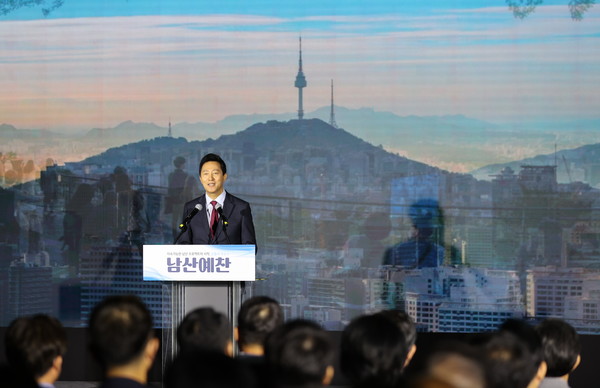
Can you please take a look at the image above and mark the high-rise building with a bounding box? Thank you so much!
[80,244,170,327]
[526,266,591,319]
[7,261,53,322]
[465,225,494,267]
[491,166,522,268]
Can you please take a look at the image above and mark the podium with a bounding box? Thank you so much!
[143,244,255,365]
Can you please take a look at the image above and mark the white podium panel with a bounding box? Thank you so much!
[143,244,255,281]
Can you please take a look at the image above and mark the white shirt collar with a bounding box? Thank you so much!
[205,191,227,209]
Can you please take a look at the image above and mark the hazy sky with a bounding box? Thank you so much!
[1,0,598,130]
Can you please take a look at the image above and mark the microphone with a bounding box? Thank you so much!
[214,203,231,244]
[179,204,203,230]
[214,203,229,226]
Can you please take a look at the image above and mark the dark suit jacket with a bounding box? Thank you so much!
[176,192,257,249]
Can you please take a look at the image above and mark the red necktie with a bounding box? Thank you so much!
[209,200,219,238]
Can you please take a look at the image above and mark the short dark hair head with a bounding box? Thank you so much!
[535,318,580,377]
[409,199,442,231]
[376,310,417,350]
[421,340,488,388]
[499,319,544,365]
[199,153,227,175]
[482,329,542,388]
[237,296,283,349]
[88,295,154,368]
[5,314,67,379]
[177,307,231,354]
[340,313,408,387]
[265,319,334,387]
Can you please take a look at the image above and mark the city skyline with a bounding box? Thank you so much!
[4,117,600,330]
[1,1,598,131]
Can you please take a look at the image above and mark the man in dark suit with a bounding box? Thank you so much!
[176,153,256,248]
[89,295,160,388]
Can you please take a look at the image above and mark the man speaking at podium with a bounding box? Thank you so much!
[176,153,257,249]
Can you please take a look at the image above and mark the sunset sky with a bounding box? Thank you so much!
[1,0,598,131]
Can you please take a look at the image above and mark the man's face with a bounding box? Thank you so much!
[200,161,227,198]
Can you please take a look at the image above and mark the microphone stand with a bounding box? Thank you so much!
[173,223,188,244]
[220,216,231,244]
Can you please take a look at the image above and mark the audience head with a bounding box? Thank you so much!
[4,314,67,384]
[377,309,417,368]
[341,313,408,388]
[237,296,284,355]
[165,350,256,388]
[419,340,488,388]
[265,319,334,387]
[88,295,158,373]
[177,307,232,356]
[482,319,546,388]
[535,318,581,378]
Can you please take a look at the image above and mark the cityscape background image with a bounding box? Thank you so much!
[1,0,600,334]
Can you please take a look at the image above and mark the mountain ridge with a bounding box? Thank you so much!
[3,109,599,175]
[80,118,440,181]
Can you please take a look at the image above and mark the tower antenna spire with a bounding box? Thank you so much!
[329,79,338,128]
[299,36,303,71]
[168,117,172,137]
[294,36,307,120]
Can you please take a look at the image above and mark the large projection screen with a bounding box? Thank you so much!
[1,1,599,335]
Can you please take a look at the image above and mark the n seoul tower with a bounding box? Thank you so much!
[294,37,307,120]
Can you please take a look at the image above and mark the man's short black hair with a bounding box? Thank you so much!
[421,340,488,388]
[237,296,283,349]
[340,313,408,387]
[5,314,67,379]
[199,153,227,175]
[376,309,417,350]
[265,319,334,387]
[499,318,544,364]
[482,327,543,388]
[535,318,580,377]
[88,295,154,368]
[177,307,231,354]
